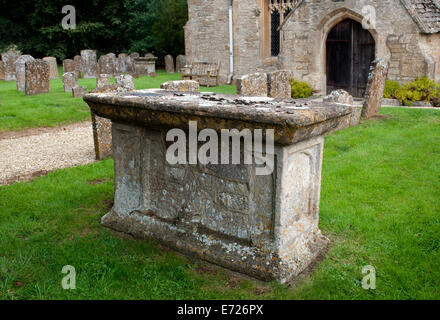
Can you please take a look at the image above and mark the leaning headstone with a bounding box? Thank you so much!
[14,55,35,91]
[361,59,389,120]
[236,73,268,97]
[73,55,82,78]
[98,55,114,76]
[165,55,174,73]
[0,60,5,80]
[97,74,112,88]
[63,59,75,74]
[176,55,186,72]
[1,51,21,81]
[115,74,135,91]
[160,80,200,92]
[43,57,58,79]
[62,72,78,93]
[81,49,98,78]
[323,89,354,105]
[72,86,88,98]
[268,70,291,99]
[25,59,50,95]
[116,53,127,73]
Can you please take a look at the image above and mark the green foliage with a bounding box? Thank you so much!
[0,0,188,60]
[383,80,401,99]
[383,77,440,107]
[290,79,313,99]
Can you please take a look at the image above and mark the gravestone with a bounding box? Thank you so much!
[145,53,158,76]
[323,89,354,105]
[25,59,50,95]
[237,73,268,97]
[43,57,58,79]
[62,72,78,93]
[81,49,98,78]
[176,55,186,72]
[134,58,149,76]
[14,55,35,92]
[160,80,200,92]
[97,74,112,88]
[165,55,174,73]
[84,90,353,283]
[72,86,88,98]
[73,55,82,78]
[0,60,5,80]
[361,59,389,120]
[268,70,291,99]
[116,53,127,73]
[115,74,135,91]
[63,59,75,74]
[98,55,114,76]
[1,51,21,81]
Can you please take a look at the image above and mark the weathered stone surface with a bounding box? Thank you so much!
[237,73,268,97]
[0,60,5,80]
[323,90,354,105]
[160,80,200,92]
[268,70,291,99]
[91,113,112,160]
[350,106,362,127]
[62,72,78,93]
[361,59,390,119]
[134,57,149,76]
[116,53,128,73]
[145,53,158,76]
[72,86,88,98]
[81,50,98,78]
[1,51,21,81]
[83,90,352,282]
[176,55,186,72]
[14,55,35,91]
[165,55,174,73]
[97,74,112,88]
[98,54,115,76]
[25,59,50,95]
[73,55,82,78]
[63,59,75,74]
[115,74,135,91]
[42,57,58,79]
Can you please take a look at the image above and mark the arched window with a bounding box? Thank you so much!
[268,0,296,57]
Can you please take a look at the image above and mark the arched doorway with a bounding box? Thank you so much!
[326,19,375,97]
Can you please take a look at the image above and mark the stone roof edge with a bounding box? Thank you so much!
[400,0,440,34]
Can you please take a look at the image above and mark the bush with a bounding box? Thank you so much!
[383,77,440,107]
[384,80,401,99]
[291,79,313,99]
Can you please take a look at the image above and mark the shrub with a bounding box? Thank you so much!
[384,77,439,106]
[291,79,313,99]
[384,80,401,99]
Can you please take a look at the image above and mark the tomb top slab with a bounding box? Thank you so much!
[84,89,352,145]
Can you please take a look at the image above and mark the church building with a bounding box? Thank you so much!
[184,0,440,96]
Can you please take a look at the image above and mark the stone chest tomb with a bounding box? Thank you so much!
[84,90,352,282]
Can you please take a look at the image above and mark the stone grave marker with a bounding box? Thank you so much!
[0,60,5,80]
[97,74,112,88]
[115,74,135,91]
[237,73,268,97]
[361,59,390,120]
[25,59,50,95]
[62,72,78,93]
[43,57,58,79]
[14,55,35,92]
[1,51,21,81]
[73,55,82,78]
[81,49,98,78]
[176,55,186,72]
[165,55,174,73]
[63,59,75,74]
[72,86,88,98]
[116,53,127,73]
[160,80,200,92]
[268,70,291,99]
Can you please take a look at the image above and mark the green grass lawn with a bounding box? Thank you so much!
[0,68,236,132]
[0,107,439,299]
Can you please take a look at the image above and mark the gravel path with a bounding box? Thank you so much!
[0,121,96,185]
